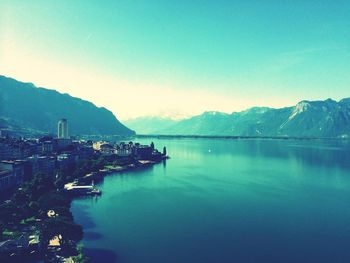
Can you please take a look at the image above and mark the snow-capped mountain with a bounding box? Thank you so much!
[133,98,350,137]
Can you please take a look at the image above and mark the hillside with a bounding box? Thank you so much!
[0,75,134,136]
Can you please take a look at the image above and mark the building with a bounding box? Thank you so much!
[114,142,131,157]
[27,156,56,176]
[99,143,115,155]
[57,153,78,169]
[58,119,69,139]
[115,147,131,157]
[93,141,108,151]
[134,145,153,160]
[0,170,16,192]
[54,138,73,151]
[0,140,9,160]
[0,139,36,160]
[0,160,25,191]
[77,145,94,160]
[42,141,54,155]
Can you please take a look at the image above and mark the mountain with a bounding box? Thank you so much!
[151,99,350,138]
[0,75,134,136]
[124,116,178,135]
[155,111,232,136]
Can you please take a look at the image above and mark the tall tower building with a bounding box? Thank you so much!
[58,119,69,139]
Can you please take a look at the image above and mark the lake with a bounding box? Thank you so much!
[71,138,350,263]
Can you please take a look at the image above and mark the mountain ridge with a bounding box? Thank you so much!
[0,75,135,136]
[131,98,350,137]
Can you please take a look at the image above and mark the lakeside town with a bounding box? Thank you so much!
[0,119,168,262]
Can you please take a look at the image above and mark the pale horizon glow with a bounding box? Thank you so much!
[1,1,350,120]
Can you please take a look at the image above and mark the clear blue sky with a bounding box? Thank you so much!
[1,0,349,119]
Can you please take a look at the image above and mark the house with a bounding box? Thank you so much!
[100,143,115,155]
[92,141,108,150]
[134,145,153,160]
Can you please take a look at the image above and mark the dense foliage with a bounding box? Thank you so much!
[0,172,83,258]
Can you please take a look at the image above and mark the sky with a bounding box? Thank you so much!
[0,0,350,120]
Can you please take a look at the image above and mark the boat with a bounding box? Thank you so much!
[88,188,102,196]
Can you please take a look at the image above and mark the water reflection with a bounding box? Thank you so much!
[71,138,350,263]
[153,138,350,170]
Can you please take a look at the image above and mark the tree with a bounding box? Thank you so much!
[55,173,67,189]
[163,146,167,156]
[28,201,40,217]
[41,217,83,249]
[52,206,73,220]
[29,173,56,201]
[72,244,91,263]
[150,142,155,151]
[38,191,70,213]
[0,202,18,226]
[0,222,4,240]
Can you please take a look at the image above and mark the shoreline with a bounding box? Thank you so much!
[0,136,168,262]
[136,134,350,140]
[0,157,168,263]
[72,157,168,188]
[70,156,168,262]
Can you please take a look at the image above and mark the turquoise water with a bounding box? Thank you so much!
[71,138,350,263]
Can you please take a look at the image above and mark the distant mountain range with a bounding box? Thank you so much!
[2,75,349,138]
[0,75,134,136]
[129,99,350,138]
[124,116,178,135]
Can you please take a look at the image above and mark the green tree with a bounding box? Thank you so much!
[0,222,4,240]
[38,191,70,213]
[28,201,40,216]
[0,202,20,226]
[72,244,91,263]
[52,206,74,220]
[41,217,83,249]
[29,173,56,201]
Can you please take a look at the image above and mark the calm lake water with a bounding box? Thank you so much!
[71,138,350,263]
